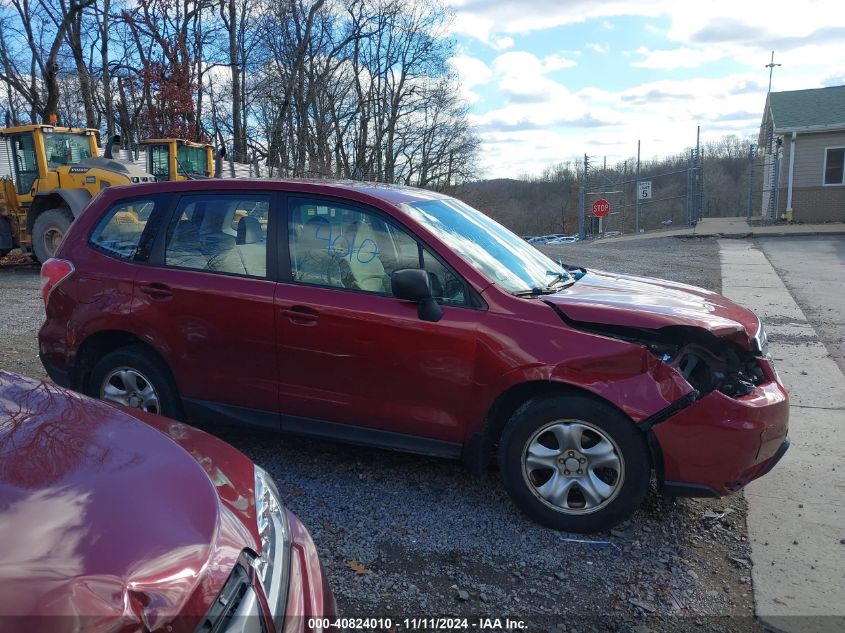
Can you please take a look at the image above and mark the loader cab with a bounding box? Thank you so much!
[141,139,213,181]
[2,125,98,199]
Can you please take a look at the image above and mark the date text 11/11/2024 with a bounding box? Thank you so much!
[307,617,529,630]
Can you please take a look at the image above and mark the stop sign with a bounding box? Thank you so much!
[592,199,610,217]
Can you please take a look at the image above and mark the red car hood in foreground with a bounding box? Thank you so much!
[0,372,256,632]
[545,270,760,350]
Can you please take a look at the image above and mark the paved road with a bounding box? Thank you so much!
[757,236,845,375]
[720,239,845,633]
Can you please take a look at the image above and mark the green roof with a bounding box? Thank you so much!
[768,85,845,130]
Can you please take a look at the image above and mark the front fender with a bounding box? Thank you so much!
[549,345,693,422]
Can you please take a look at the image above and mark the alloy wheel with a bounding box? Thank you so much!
[100,367,161,414]
[522,420,624,514]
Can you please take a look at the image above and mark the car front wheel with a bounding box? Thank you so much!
[87,345,183,420]
[499,394,650,533]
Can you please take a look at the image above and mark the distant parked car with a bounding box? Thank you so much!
[39,179,789,533]
[546,236,579,245]
[661,219,673,226]
[0,370,335,631]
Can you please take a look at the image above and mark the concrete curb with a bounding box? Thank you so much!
[591,220,845,244]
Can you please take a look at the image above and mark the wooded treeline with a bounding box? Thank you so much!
[0,0,479,188]
[456,134,763,235]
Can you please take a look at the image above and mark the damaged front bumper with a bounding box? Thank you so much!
[647,360,790,497]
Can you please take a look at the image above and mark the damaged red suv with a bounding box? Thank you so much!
[0,371,334,632]
[38,179,789,533]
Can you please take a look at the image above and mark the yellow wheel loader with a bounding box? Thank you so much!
[0,125,155,262]
[141,138,215,181]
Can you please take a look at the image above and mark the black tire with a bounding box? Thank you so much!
[31,207,74,263]
[498,394,650,533]
[87,345,183,420]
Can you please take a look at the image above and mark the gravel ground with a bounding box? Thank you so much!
[0,239,765,632]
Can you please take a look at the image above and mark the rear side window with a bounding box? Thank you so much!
[89,198,158,260]
[165,194,270,278]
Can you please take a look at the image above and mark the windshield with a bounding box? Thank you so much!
[176,144,208,176]
[401,197,572,294]
[44,132,92,168]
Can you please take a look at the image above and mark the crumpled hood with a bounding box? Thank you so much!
[544,270,760,350]
[0,373,243,631]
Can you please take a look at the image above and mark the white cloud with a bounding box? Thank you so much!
[631,46,728,70]
[541,54,577,72]
[445,0,666,42]
[443,0,845,177]
[492,36,515,51]
[448,55,493,104]
[471,70,785,178]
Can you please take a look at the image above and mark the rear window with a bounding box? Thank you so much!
[89,199,157,260]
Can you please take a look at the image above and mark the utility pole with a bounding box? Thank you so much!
[765,51,781,94]
[695,125,701,221]
[578,153,589,240]
[747,144,755,218]
[635,140,641,233]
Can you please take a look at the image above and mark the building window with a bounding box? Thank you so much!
[824,147,845,185]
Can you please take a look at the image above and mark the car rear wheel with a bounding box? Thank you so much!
[32,207,74,263]
[88,346,183,419]
[499,394,650,533]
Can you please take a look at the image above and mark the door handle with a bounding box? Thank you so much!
[139,282,173,300]
[280,305,319,325]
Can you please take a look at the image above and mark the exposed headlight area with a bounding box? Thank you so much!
[195,467,291,633]
[253,466,292,632]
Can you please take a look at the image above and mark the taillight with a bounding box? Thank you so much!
[40,258,75,307]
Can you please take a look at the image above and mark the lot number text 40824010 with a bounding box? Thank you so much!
[307,617,528,630]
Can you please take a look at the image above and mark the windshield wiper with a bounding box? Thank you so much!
[512,287,558,297]
[546,271,572,287]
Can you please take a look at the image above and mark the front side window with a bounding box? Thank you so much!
[43,132,92,168]
[401,197,572,295]
[288,199,467,304]
[824,148,845,185]
[165,194,269,278]
[89,199,157,260]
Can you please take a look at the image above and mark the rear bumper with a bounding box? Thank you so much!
[652,376,790,497]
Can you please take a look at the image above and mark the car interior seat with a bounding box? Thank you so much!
[296,215,341,286]
[235,216,266,277]
[343,220,387,292]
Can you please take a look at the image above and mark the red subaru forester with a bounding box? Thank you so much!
[0,370,334,633]
[38,179,789,533]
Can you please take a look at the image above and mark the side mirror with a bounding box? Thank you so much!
[391,269,442,323]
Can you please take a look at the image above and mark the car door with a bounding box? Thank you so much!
[132,191,280,427]
[275,195,480,448]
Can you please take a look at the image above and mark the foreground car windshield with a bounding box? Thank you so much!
[401,197,572,294]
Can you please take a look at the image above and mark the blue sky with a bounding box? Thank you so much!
[444,0,845,178]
